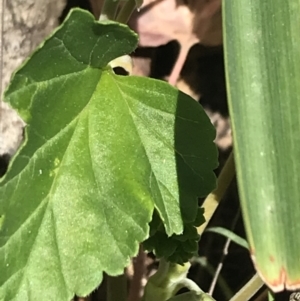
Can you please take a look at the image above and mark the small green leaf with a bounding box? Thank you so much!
[143,224,199,264]
[143,208,205,264]
[143,232,178,259]
[193,208,205,227]
[0,8,217,300]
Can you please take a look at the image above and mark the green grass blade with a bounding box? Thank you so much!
[206,227,249,249]
[223,0,300,292]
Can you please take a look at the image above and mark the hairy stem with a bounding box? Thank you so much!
[149,258,170,285]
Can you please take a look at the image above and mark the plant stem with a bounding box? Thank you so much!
[127,246,146,301]
[174,278,203,294]
[142,259,192,301]
[115,0,136,24]
[191,257,233,299]
[99,0,119,21]
[208,209,240,296]
[197,150,235,235]
[107,273,127,301]
[149,258,170,285]
[229,273,264,301]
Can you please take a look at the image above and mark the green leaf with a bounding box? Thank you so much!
[193,207,205,227]
[143,224,199,264]
[143,224,200,264]
[0,8,217,300]
[224,0,300,292]
[206,227,249,249]
[143,208,205,264]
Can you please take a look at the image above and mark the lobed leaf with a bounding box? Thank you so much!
[0,8,217,300]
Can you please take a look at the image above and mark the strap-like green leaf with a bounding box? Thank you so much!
[224,0,300,292]
[206,227,249,249]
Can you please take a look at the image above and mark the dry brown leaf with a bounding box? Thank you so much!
[131,0,222,46]
[130,0,197,47]
[92,0,222,85]
[130,0,222,85]
[190,0,222,46]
